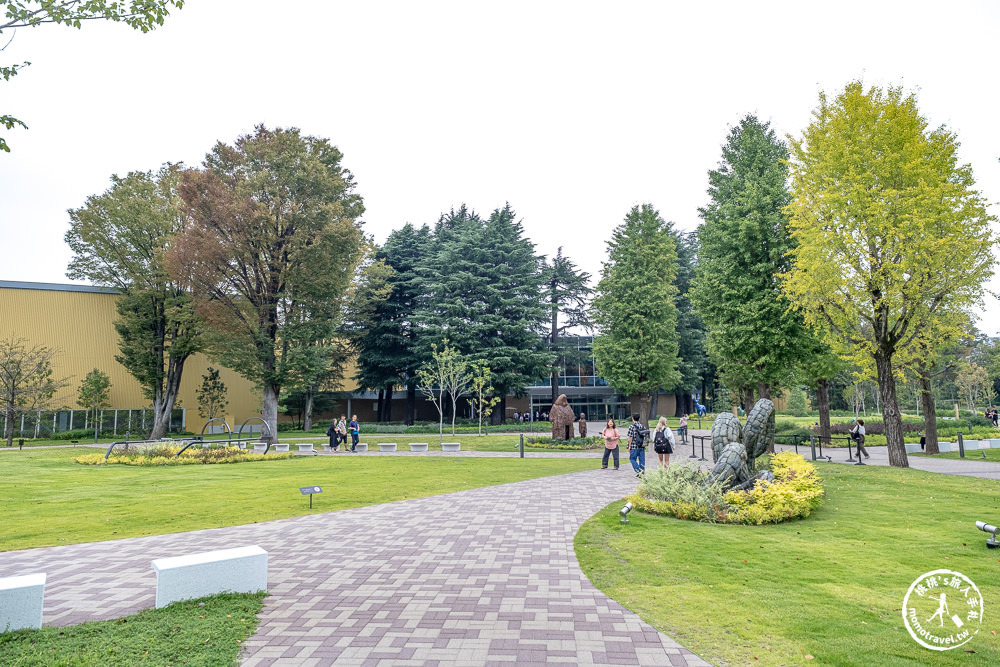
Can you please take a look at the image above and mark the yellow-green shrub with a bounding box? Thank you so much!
[74,445,294,466]
[724,452,825,524]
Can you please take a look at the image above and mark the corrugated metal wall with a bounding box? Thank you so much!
[0,285,262,428]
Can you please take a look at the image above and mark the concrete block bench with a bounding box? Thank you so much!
[990,439,1000,449]
[905,443,921,454]
[441,442,461,452]
[253,444,268,454]
[938,441,952,452]
[152,545,267,609]
[321,445,332,453]
[296,443,315,454]
[0,573,45,632]
[378,443,397,452]
[964,440,981,450]
[274,443,290,453]
[409,442,429,452]
[355,443,369,452]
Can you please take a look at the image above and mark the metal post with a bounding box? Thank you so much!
[699,436,707,461]
[689,432,698,458]
[529,395,533,434]
[113,410,118,436]
[20,413,25,437]
[793,435,799,455]
[810,435,817,461]
[846,435,856,462]
[519,433,524,459]
[958,430,965,458]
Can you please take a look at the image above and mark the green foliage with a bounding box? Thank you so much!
[692,115,805,397]
[524,435,603,449]
[668,229,708,403]
[415,340,470,438]
[466,361,500,435]
[0,592,262,666]
[785,386,807,416]
[0,337,65,447]
[76,368,111,430]
[543,247,593,398]
[783,81,997,460]
[631,462,731,522]
[197,367,229,420]
[592,204,681,404]
[723,452,825,524]
[74,443,293,466]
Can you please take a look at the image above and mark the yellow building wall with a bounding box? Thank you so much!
[0,283,262,429]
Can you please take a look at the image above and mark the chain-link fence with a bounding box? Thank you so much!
[2,408,186,439]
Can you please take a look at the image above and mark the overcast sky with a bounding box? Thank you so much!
[2,1,998,334]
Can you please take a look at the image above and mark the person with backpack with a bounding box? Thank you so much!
[626,412,648,477]
[334,414,347,451]
[652,416,675,468]
[850,419,869,459]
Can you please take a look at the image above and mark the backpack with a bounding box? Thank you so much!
[633,425,649,448]
[654,429,667,447]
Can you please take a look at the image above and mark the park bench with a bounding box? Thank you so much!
[253,444,268,454]
[441,442,461,452]
[151,545,267,609]
[355,442,369,452]
[273,443,290,453]
[296,443,315,454]
[409,442,429,452]
[378,443,397,452]
[0,573,45,632]
[321,444,332,453]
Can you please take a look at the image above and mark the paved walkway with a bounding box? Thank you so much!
[0,468,707,666]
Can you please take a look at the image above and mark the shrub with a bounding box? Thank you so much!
[724,452,825,524]
[631,463,731,522]
[525,435,602,449]
[74,443,293,466]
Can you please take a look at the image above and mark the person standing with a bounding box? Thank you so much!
[678,414,688,441]
[326,419,338,452]
[349,414,360,452]
[626,412,647,477]
[850,419,869,459]
[652,416,675,468]
[601,418,621,470]
[578,412,588,438]
[335,414,347,451]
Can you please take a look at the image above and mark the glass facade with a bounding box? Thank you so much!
[529,336,633,420]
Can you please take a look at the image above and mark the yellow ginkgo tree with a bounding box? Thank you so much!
[782,81,996,468]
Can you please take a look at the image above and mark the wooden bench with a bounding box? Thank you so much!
[151,545,268,609]
[274,443,290,453]
[0,573,45,632]
[296,443,315,454]
[441,442,461,452]
[378,443,397,452]
[354,442,369,452]
[253,444,268,454]
[409,442,429,452]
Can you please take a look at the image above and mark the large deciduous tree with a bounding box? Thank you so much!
[1,0,183,152]
[783,82,997,467]
[0,338,66,446]
[591,203,681,424]
[66,163,201,439]
[692,115,805,408]
[542,247,592,407]
[167,125,366,442]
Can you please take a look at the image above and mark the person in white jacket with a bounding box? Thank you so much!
[652,416,676,468]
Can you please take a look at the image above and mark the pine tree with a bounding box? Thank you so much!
[591,204,681,423]
[666,228,708,416]
[692,114,806,407]
[542,247,592,406]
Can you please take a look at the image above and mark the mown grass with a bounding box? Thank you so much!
[0,593,264,666]
[575,463,1000,666]
[0,447,595,552]
[913,448,1000,462]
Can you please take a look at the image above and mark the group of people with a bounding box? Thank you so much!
[986,408,999,427]
[512,410,548,422]
[600,413,677,477]
[326,415,360,452]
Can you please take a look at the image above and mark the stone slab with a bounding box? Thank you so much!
[409,442,429,452]
[151,545,267,608]
[441,442,461,452]
[378,443,397,452]
[0,573,45,632]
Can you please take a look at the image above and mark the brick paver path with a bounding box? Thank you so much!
[0,468,708,666]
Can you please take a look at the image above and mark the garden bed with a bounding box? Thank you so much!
[74,444,294,466]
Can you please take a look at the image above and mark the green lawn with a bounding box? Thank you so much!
[576,463,1000,666]
[913,448,1000,462]
[0,593,264,666]
[0,447,595,552]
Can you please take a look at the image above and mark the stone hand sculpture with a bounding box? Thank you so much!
[550,394,576,441]
[706,398,777,491]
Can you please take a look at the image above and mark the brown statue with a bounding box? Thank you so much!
[578,413,588,437]
[551,394,576,441]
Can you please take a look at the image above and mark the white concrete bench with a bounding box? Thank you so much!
[253,444,268,454]
[990,439,1000,449]
[151,545,267,609]
[355,442,368,452]
[0,573,45,632]
[409,442,429,452]
[321,445,332,453]
[378,443,397,452]
[442,442,461,452]
[296,443,315,453]
[274,443,290,453]
[905,443,921,454]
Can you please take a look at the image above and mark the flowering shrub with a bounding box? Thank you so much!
[74,444,294,466]
[525,436,602,450]
[630,453,824,525]
[723,452,825,524]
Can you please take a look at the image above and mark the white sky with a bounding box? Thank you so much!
[2,1,998,333]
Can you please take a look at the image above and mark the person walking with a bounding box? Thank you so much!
[349,414,360,452]
[678,414,688,441]
[626,412,648,477]
[601,418,621,470]
[652,416,675,468]
[578,412,588,438]
[326,419,339,452]
[850,419,869,459]
[335,414,347,451]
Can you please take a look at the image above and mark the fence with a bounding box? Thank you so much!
[1,408,186,439]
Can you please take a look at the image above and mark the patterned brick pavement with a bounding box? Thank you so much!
[0,467,708,666]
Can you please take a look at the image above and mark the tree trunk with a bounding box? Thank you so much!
[406,385,416,425]
[757,382,771,400]
[742,386,755,413]
[648,391,659,424]
[376,389,384,423]
[262,384,280,444]
[550,373,559,409]
[383,385,394,422]
[920,371,939,455]
[4,405,13,448]
[149,354,187,439]
[303,388,315,432]
[816,378,831,446]
[875,349,908,467]
[492,396,506,425]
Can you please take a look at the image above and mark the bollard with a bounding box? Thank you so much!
[793,435,799,455]
[958,431,965,459]
[699,436,707,461]
[846,436,856,463]
[519,433,524,459]
[809,435,817,461]
[689,433,698,459]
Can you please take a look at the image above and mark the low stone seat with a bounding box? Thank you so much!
[0,573,45,632]
[274,443,290,453]
[321,445,332,453]
[990,439,1000,449]
[253,444,268,454]
[296,443,315,453]
[441,442,461,452]
[378,443,397,452]
[409,442,429,452]
[355,442,369,452]
[151,545,267,609]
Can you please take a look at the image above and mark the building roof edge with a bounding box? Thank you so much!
[0,280,120,294]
